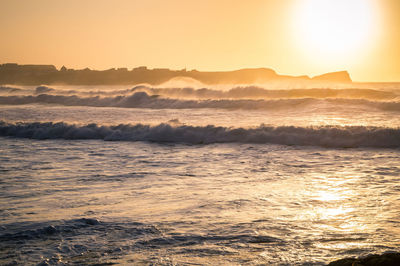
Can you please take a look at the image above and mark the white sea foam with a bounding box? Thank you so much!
[2,84,399,100]
[1,121,399,148]
[1,92,400,111]
[130,86,400,100]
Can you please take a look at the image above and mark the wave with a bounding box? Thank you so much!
[0,217,162,265]
[0,86,23,94]
[0,218,101,241]
[0,92,318,110]
[2,85,399,101]
[1,92,400,111]
[1,121,399,148]
[131,86,400,100]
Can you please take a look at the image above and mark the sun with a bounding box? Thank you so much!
[292,0,377,63]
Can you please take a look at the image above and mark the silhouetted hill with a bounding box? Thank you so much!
[312,71,352,82]
[0,63,352,85]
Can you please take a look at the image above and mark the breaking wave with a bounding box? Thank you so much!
[0,92,313,110]
[130,86,400,100]
[1,92,400,111]
[1,121,399,148]
[2,85,399,101]
[0,86,23,94]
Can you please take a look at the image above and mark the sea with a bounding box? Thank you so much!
[0,81,399,265]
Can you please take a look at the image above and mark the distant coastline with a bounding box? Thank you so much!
[0,63,352,85]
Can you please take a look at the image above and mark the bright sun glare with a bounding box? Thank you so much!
[293,0,377,62]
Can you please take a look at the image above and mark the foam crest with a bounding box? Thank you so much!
[1,92,400,111]
[2,85,399,101]
[1,121,399,148]
[131,86,400,100]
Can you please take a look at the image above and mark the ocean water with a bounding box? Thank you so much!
[0,83,400,265]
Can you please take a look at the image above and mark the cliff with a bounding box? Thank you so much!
[312,71,352,83]
[0,64,352,85]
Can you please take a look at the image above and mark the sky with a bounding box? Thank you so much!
[0,0,399,82]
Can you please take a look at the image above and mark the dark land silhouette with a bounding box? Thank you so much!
[0,63,352,85]
[328,252,400,266]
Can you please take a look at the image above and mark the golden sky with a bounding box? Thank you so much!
[0,0,399,82]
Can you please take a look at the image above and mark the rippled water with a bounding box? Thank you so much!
[1,83,400,265]
[1,138,399,265]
